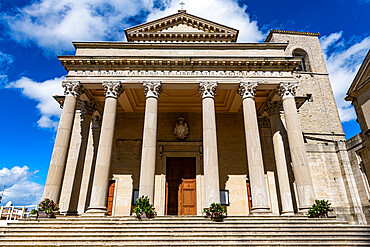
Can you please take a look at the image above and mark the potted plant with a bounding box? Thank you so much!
[307,199,333,218]
[35,198,59,218]
[134,195,156,219]
[203,203,227,222]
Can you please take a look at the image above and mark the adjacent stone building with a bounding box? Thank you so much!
[42,10,367,223]
[345,50,370,224]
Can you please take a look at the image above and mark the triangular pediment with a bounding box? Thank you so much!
[125,10,239,43]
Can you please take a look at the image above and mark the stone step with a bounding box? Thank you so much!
[1,217,367,246]
[3,227,369,232]
[2,231,370,238]
[8,220,349,225]
[3,225,368,231]
[21,216,341,221]
[1,237,369,244]
[1,243,370,247]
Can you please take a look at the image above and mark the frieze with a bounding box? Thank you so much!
[71,70,289,77]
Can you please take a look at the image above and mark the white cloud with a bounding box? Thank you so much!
[7,76,64,129]
[148,0,264,42]
[320,32,370,122]
[3,0,155,53]
[4,0,263,54]
[0,51,14,85]
[0,166,44,206]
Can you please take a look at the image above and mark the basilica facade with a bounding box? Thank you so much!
[42,10,368,224]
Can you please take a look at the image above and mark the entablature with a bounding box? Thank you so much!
[59,56,301,71]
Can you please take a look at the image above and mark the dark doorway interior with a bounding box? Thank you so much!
[166,157,196,215]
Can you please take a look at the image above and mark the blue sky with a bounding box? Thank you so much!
[0,0,369,206]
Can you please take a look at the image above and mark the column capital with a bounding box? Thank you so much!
[199,81,217,99]
[143,81,162,99]
[238,81,258,99]
[266,101,283,117]
[278,82,298,100]
[79,101,96,116]
[62,81,83,98]
[102,81,123,99]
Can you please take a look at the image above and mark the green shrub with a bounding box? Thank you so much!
[307,199,333,218]
[203,203,226,221]
[133,195,156,218]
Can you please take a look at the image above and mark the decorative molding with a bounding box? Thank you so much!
[80,101,96,116]
[278,82,298,99]
[71,70,289,78]
[143,81,162,99]
[266,101,283,116]
[258,117,271,128]
[62,81,83,98]
[102,81,123,99]
[199,81,217,99]
[174,117,189,140]
[238,81,258,99]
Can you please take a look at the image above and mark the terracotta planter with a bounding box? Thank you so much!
[37,211,55,219]
[139,212,148,219]
[211,217,224,222]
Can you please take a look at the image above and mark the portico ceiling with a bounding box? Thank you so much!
[88,88,271,113]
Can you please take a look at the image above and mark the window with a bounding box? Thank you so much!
[220,190,230,206]
[132,190,139,205]
[293,48,311,72]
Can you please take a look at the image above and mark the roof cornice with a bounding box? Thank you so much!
[72,42,288,50]
[346,50,370,97]
[265,29,320,42]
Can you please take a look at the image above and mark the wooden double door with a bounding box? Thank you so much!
[166,157,196,215]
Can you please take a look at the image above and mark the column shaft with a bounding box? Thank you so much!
[199,82,220,207]
[203,97,221,206]
[267,102,294,215]
[66,102,95,214]
[139,97,159,204]
[43,81,82,203]
[138,81,162,205]
[87,82,122,215]
[79,116,101,213]
[239,82,270,213]
[279,82,315,210]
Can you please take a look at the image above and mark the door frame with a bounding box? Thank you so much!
[156,142,203,216]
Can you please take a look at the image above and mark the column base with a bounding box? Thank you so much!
[281,211,295,216]
[250,207,272,216]
[63,210,79,216]
[296,208,310,216]
[84,207,108,216]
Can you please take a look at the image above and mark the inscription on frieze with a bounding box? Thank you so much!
[71,70,288,77]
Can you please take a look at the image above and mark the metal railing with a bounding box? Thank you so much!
[0,205,36,221]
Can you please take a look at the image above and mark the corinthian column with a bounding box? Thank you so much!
[199,81,220,207]
[278,82,315,210]
[65,101,96,215]
[266,101,294,215]
[43,81,83,203]
[139,81,162,204]
[86,81,123,215]
[238,82,270,213]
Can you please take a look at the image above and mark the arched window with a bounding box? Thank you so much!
[293,48,311,72]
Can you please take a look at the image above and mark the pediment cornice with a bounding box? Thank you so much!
[124,11,239,43]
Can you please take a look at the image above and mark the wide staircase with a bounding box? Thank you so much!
[1,216,370,246]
